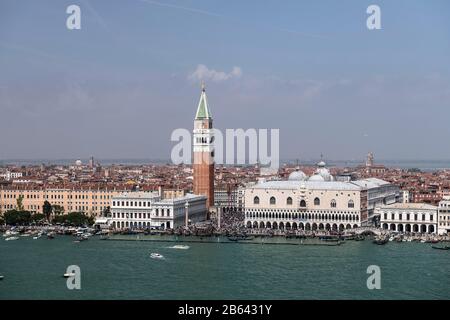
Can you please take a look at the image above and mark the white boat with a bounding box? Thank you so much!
[170,245,190,250]
[0,275,4,280]
[33,236,41,240]
[5,237,19,241]
[63,273,76,278]
[150,253,165,259]
[3,231,18,237]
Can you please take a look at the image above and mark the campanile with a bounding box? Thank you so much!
[193,83,215,209]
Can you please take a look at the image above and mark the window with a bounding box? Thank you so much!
[270,197,276,205]
[314,198,320,206]
[300,200,306,207]
[253,196,260,205]
[287,197,293,205]
[348,200,354,208]
[331,199,336,208]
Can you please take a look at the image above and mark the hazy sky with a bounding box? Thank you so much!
[1,0,449,161]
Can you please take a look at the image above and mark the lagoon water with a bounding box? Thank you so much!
[0,236,448,299]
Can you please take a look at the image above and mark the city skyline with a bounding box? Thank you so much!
[1,0,450,161]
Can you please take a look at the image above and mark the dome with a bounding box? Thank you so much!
[314,160,334,181]
[288,170,306,181]
[308,174,325,182]
[316,168,332,181]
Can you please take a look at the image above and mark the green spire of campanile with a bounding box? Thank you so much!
[195,81,212,120]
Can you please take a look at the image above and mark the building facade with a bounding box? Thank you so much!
[214,186,244,212]
[109,192,207,230]
[438,195,450,235]
[243,162,399,231]
[0,187,120,216]
[351,177,401,225]
[0,171,23,181]
[193,83,215,209]
[377,203,438,234]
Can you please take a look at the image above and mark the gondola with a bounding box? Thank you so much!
[431,246,449,250]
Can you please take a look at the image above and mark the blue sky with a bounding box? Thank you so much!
[1,0,449,161]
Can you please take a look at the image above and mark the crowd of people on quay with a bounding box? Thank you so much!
[2,209,450,243]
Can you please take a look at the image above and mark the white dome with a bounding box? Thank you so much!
[308,174,325,182]
[288,170,306,181]
[315,168,331,181]
[314,161,334,181]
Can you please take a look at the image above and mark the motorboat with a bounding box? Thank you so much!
[74,234,89,242]
[33,235,41,240]
[0,275,4,280]
[63,273,76,278]
[150,253,164,259]
[5,237,19,241]
[319,235,340,242]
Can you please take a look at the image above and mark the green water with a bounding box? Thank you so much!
[0,235,448,299]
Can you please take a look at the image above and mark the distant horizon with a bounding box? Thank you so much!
[2,157,450,168]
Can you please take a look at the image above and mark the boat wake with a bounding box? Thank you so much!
[167,245,190,250]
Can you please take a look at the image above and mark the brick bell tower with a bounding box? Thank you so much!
[193,82,215,210]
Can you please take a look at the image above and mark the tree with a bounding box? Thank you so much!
[52,212,94,227]
[16,194,24,211]
[31,213,46,224]
[43,201,52,222]
[4,210,32,225]
[52,205,65,216]
[102,206,111,217]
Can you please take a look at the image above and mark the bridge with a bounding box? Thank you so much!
[345,227,382,236]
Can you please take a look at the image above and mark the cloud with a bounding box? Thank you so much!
[188,64,242,82]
